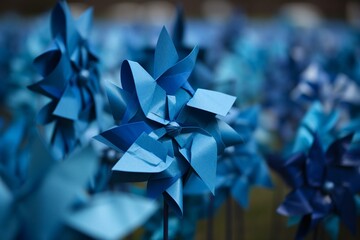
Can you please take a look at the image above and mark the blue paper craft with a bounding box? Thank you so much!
[276,133,360,239]
[0,117,30,190]
[65,192,157,240]
[292,63,360,111]
[0,132,99,240]
[28,1,104,159]
[215,107,273,208]
[291,101,338,154]
[95,27,242,216]
[183,107,273,209]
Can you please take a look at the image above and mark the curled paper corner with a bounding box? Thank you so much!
[65,193,158,240]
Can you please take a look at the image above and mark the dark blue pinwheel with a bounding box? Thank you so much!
[28,1,104,159]
[95,27,242,216]
[276,133,360,239]
[292,62,360,112]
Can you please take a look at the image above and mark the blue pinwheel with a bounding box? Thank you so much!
[0,130,157,240]
[182,107,273,208]
[215,107,273,208]
[95,27,242,216]
[0,132,99,240]
[28,1,103,159]
[276,133,360,239]
[291,101,338,154]
[0,117,30,190]
[292,62,360,112]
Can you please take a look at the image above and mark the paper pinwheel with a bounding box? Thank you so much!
[65,192,157,240]
[182,107,273,208]
[215,107,273,208]
[0,131,157,240]
[95,27,242,216]
[292,63,360,112]
[276,134,360,239]
[0,117,30,190]
[28,1,103,159]
[0,132,99,240]
[291,101,338,154]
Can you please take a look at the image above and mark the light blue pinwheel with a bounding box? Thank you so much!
[65,192,158,240]
[0,131,157,240]
[0,117,30,190]
[28,1,104,159]
[95,27,242,216]
[0,132,98,240]
[215,107,273,208]
[291,101,338,154]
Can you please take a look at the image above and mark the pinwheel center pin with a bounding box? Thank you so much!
[165,121,182,137]
[79,69,90,85]
[322,180,335,194]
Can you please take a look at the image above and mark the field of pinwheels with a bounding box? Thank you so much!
[1,1,360,239]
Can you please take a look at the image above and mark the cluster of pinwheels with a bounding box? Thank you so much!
[1,2,158,240]
[2,1,360,239]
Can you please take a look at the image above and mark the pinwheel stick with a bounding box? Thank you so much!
[207,194,214,240]
[235,203,245,240]
[270,181,284,240]
[226,197,233,240]
[312,224,319,240]
[163,199,169,240]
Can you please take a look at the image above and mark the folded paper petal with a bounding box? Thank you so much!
[112,133,169,173]
[154,27,179,79]
[157,46,198,95]
[106,82,136,123]
[187,89,236,116]
[164,178,183,216]
[306,136,325,187]
[20,144,98,240]
[66,193,157,240]
[277,189,313,216]
[53,85,81,120]
[75,7,93,39]
[94,122,152,153]
[231,176,250,208]
[190,133,217,194]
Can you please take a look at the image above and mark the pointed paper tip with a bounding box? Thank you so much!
[154,26,179,78]
[76,7,94,38]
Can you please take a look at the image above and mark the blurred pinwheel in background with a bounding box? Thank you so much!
[0,117,31,191]
[1,0,360,239]
[28,1,104,159]
[276,132,360,239]
[215,107,273,208]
